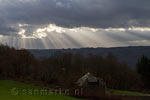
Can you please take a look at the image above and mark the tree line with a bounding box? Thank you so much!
[0,45,146,91]
[137,56,150,90]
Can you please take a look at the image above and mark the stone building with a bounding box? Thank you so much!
[77,72,106,97]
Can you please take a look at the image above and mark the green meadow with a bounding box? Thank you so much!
[0,80,80,100]
[107,89,150,96]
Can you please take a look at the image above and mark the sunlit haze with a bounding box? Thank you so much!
[0,0,150,49]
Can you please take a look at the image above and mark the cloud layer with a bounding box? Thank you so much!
[0,0,150,48]
[0,0,150,37]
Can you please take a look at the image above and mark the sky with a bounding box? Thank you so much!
[0,0,150,49]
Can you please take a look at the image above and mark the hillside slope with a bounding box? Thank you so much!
[29,46,150,69]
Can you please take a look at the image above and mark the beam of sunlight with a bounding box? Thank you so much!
[0,24,150,49]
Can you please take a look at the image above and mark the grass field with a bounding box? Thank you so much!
[1,80,150,100]
[0,80,80,100]
[107,89,150,96]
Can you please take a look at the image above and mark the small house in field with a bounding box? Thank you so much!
[77,73,106,97]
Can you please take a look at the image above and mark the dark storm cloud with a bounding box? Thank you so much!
[0,21,19,36]
[0,0,150,36]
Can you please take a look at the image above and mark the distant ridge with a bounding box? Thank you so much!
[29,46,150,69]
